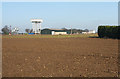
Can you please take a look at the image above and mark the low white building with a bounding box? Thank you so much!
[52,31,67,35]
[88,30,96,34]
[82,32,88,34]
[82,30,96,34]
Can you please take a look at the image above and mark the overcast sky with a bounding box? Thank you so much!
[2,2,118,32]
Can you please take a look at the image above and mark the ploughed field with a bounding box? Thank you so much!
[2,37,118,77]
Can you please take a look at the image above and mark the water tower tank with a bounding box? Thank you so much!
[31,19,43,23]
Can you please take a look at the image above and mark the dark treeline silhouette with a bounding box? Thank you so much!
[98,26,120,39]
[61,28,89,34]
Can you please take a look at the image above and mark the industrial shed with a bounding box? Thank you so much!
[41,29,71,35]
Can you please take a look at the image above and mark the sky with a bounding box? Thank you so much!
[1,0,119,2]
[2,2,118,33]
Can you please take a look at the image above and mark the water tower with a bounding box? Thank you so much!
[31,19,43,34]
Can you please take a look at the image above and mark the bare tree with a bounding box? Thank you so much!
[30,29,33,33]
[1,25,10,34]
[84,29,89,32]
[25,29,30,33]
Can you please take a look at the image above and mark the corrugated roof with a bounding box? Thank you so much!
[47,29,64,30]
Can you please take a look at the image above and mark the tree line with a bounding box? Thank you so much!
[1,25,89,34]
[98,26,120,39]
[25,28,89,34]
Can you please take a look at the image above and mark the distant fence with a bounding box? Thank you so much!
[98,26,120,39]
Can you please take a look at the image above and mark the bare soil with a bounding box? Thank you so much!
[2,37,118,77]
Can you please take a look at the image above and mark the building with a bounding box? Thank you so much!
[82,30,96,34]
[41,29,71,35]
[82,32,88,34]
[88,30,96,34]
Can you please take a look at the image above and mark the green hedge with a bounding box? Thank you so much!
[98,26,120,39]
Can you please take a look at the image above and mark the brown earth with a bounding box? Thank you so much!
[2,37,118,77]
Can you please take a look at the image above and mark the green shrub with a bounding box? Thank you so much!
[24,33,28,35]
[98,26,120,39]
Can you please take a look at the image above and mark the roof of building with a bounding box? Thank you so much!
[43,28,65,31]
